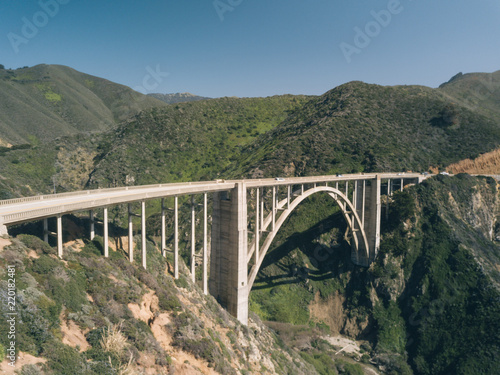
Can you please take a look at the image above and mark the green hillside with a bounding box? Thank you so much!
[0,95,310,197]
[148,92,212,104]
[438,70,500,124]
[250,175,500,375]
[228,81,500,178]
[1,66,500,373]
[0,233,323,374]
[0,64,166,146]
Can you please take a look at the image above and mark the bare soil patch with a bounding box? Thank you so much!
[0,352,46,374]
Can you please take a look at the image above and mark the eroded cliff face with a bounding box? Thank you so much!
[434,175,500,289]
[375,175,500,299]
[443,176,499,241]
[366,175,500,374]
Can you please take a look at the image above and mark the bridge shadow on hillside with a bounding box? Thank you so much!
[252,211,357,291]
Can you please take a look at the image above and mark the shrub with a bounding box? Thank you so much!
[157,289,181,311]
[79,240,102,258]
[299,352,337,375]
[174,275,189,289]
[46,272,87,312]
[31,255,60,274]
[100,322,129,355]
[42,340,89,375]
[18,234,54,255]
[20,364,44,375]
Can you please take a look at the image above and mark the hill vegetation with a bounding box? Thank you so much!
[438,70,500,125]
[250,175,500,374]
[0,66,500,374]
[0,233,321,374]
[0,94,310,197]
[0,64,166,146]
[1,70,499,200]
[227,80,500,178]
[446,147,500,175]
[148,92,212,104]
[1,175,497,374]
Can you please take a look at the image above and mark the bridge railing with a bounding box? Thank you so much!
[0,180,234,207]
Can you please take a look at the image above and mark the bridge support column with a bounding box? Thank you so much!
[141,201,146,269]
[0,224,7,236]
[104,208,109,258]
[128,204,134,262]
[191,195,196,283]
[385,180,390,220]
[89,211,95,240]
[203,193,208,295]
[174,197,179,279]
[43,219,49,243]
[57,215,63,258]
[161,199,166,257]
[209,182,249,325]
[351,176,381,266]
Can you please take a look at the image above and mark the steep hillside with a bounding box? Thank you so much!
[0,95,310,197]
[1,66,500,374]
[250,175,500,374]
[446,147,500,175]
[0,234,321,374]
[438,70,500,124]
[148,92,212,104]
[2,176,497,374]
[0,64,166,145]
[228,82,500,178]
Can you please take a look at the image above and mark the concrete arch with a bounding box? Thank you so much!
[248,186,369,290]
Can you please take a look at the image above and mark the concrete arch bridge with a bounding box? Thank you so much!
[0,173,425,324]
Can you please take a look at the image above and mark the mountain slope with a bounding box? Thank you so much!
[0,64,166,145]
[148,92,211,104]
[0,95,310,196]
[438,70,500,124]
[0,233,321,374]
[228,81,500,178]
[447,147,500,174]
[249,174,500,374]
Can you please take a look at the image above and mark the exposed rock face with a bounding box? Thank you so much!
[308,291,369,337]
[444,180,499,241]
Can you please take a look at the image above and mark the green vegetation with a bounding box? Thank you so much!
[0,228,319,374]
[228,81,500,178]
[0,64,166,145]
[439,70,500,124]
[0,93,309,197]
[370,176,500,374]
[1,65,500,374]
[250,175,499,375]
[35,83,62,103]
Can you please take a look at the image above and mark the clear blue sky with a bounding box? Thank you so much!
[1,0,499,98]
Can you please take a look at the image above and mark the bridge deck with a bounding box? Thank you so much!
[0,173,422,226]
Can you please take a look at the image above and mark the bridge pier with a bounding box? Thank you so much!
[209,183,249,325]
[89,210,95,240]
[43,218,49,243]
[141,201,147,269]
[57,215,63,258]
[104,208,109,258]
[351,176,381,266]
